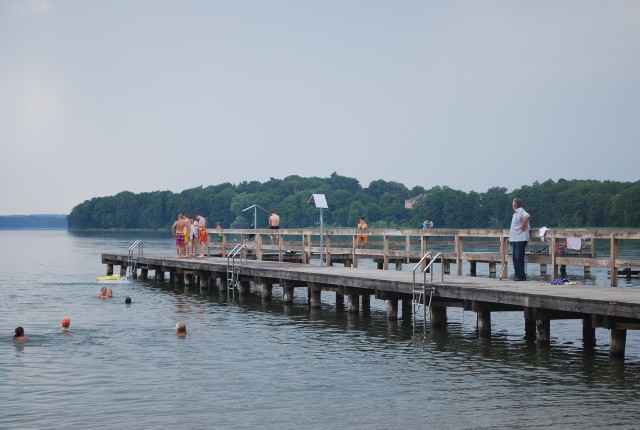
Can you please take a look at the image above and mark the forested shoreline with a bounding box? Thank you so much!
[0,214,68,229]
[66,174,640,231]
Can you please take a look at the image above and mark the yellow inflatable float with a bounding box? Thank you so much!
[96,274,121,281]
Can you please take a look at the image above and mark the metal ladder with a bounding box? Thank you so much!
[127,240,143,279]
[412,251,444,335]
[226,243,247,299]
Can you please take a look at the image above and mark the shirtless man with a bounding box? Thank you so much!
[269,210,280,243]
[171,213,190,257]
[195,215,207,257]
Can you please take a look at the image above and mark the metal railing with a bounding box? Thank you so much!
[226,243,247,299]
[127,240,143,278]
[412,251,444,335]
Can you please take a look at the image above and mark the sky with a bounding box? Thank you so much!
[1,0,639,215]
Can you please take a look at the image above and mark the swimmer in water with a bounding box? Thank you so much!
[106,289,114,298]
[61,316,71,333]
[14,326,28,341]
[175,322,187,337]
[98,287,108,298]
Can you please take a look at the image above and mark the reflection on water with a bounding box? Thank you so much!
[2,231,640,429]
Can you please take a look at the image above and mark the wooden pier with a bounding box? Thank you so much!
[103,228,640,360]
[205,227,640,287]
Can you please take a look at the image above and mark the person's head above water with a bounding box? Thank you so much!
[125,296,132,304]
[14,326,25,340]
[175,322,187,336]
[61,316,71,328]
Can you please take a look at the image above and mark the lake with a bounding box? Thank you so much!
[1,230,640,429]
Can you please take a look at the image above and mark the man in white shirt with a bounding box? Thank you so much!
[509,198,531,281]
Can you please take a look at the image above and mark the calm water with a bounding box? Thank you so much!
[2,230,640,430]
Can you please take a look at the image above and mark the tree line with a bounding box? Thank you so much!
[0,214,68,229]
[66,173,640,231]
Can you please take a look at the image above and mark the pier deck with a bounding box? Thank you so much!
[102,252,640,359]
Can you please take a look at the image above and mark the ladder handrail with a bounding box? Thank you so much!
[127,240,143,279]
[412,251,433,288]
[128,240,143,259]
[412,251,444,335]
[423,252,444,285]
[226,243,247,297]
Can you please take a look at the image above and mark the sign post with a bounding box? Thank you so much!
[308,194,328,265]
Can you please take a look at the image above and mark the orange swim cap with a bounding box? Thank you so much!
[61,316,71,325]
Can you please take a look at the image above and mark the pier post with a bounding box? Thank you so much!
[540,264,547,276]
[155,270,165,282]
[348,292,360,314]
[140,268,148,281]
[106,264,114,276]
[184,273,193,287]
[477,308,491,338]
[395,260,402,271]
[560,264,567,277]
[401,298,412,321]
[524,308,536,341]
[489,262,496,278]
[262,280,273,300]
[239,280,251,296]
[443,261,451,275]
[336,292,344,308]
[536,316,551,347]
[282,280,295,304]
[309,284,322,309]
[387,299,398,321]
[199,272,209,289]
[430,305,447,329]
[610,328,627,359]
[218,274,227,294]
[175,273,184,285]
[470,261,477,277]
[361,294,371,316]
[582,317,596,349]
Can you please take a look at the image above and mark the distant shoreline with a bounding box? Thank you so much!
[0,214,68,230]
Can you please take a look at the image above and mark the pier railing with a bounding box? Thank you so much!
[206,228,640,287]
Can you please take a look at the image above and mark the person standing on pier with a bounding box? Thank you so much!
[269,209,280,243]
[190,218,200,256]
[422,217,433,230]
[171,213,189,257]
[509,198,531,281]
[195,215,207,257]
[357,217,368,248]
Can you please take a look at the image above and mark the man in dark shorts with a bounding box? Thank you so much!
[269,210,280,243]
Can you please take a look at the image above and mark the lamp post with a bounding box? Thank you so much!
[242,204,267,230]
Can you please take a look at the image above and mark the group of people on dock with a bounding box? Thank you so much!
[171,213,208,258]
[167,197,531,282]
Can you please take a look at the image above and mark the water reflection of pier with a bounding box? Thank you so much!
[102,228,640,360]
